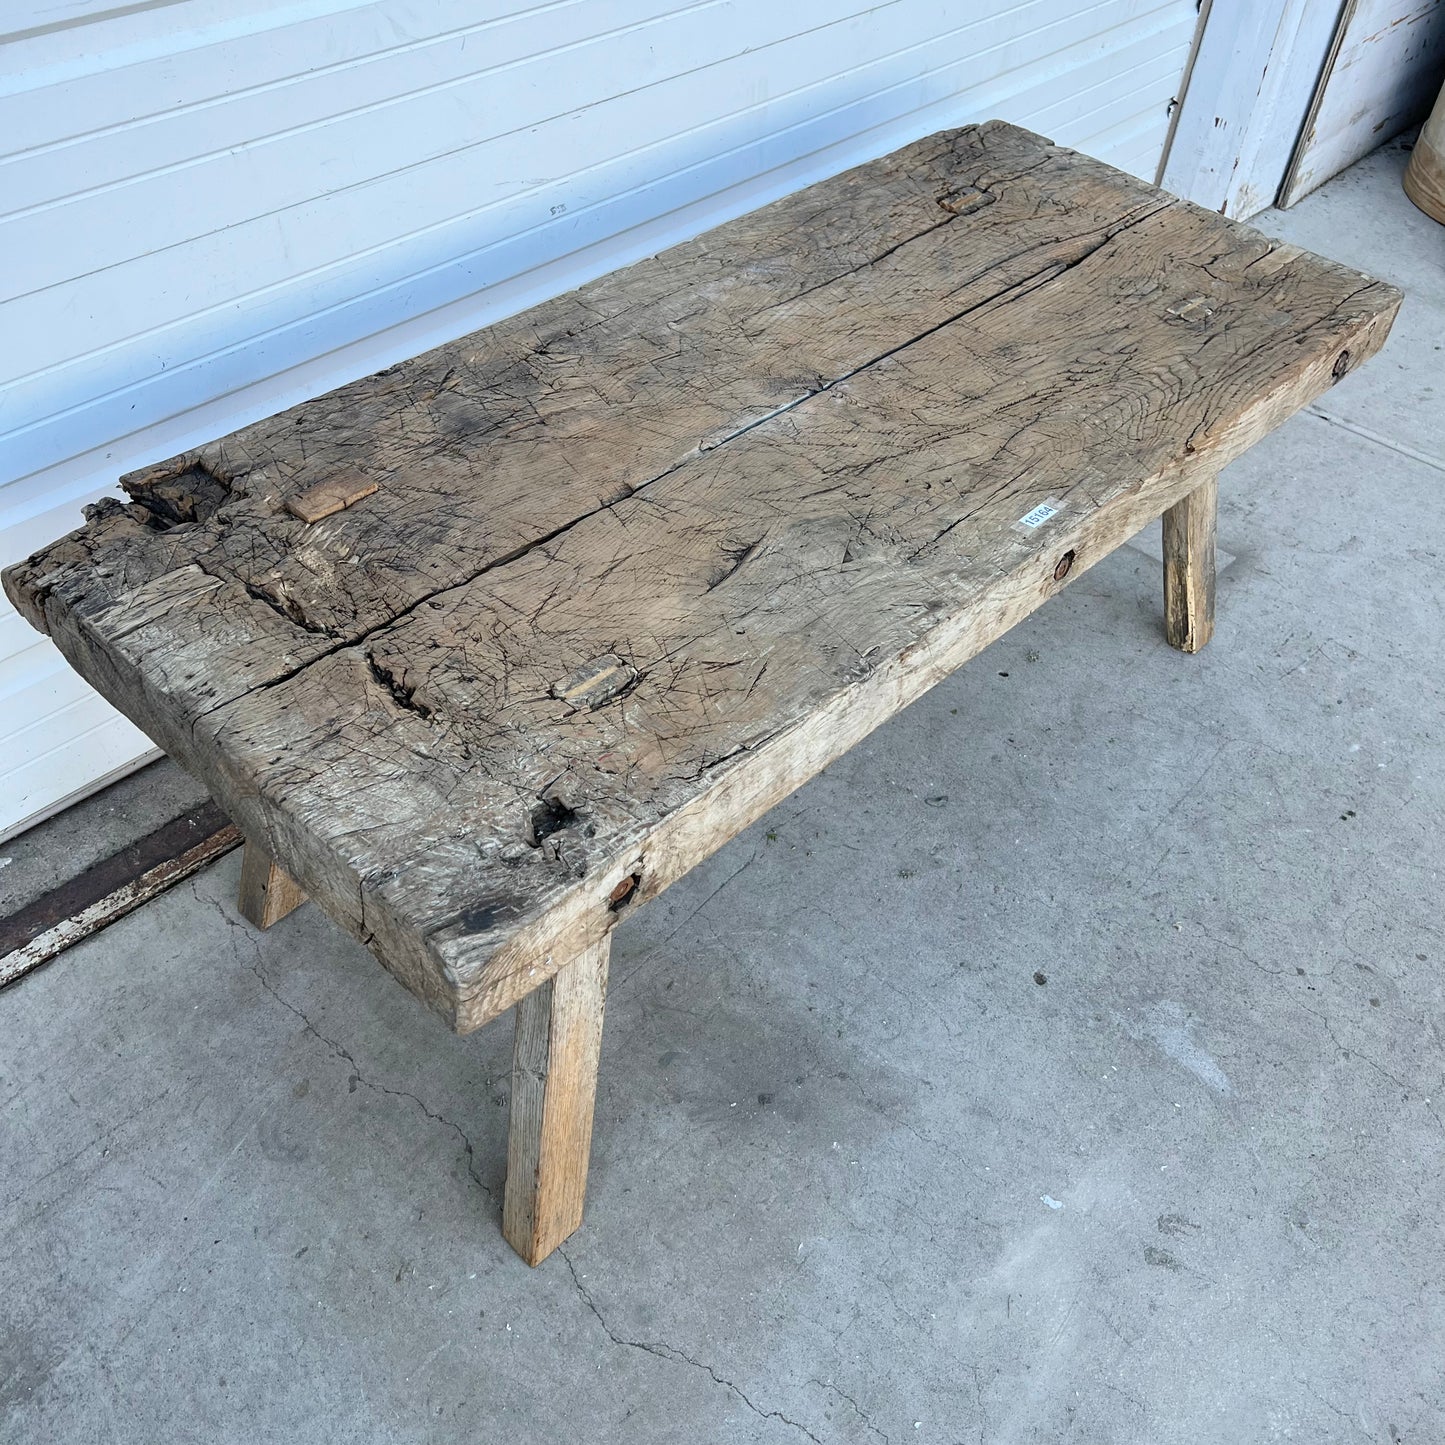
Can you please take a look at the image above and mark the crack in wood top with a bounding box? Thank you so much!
[3,121,1401,1032]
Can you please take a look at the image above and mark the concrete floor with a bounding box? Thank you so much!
[2,136,1442,1444]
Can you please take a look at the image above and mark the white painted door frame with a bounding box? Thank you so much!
[1279,0,1445,207]
[1160,0,1344,218]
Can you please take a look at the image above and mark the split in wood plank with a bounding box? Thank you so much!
[237,840,308,931]
[4,126,1397,1040]
[1,121,1402,1265]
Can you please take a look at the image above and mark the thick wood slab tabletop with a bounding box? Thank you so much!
[5,122,1399,1031]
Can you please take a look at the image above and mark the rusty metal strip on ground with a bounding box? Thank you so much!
[0,801,240,989]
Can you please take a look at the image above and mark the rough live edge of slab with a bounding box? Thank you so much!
[3,122,1400,1034]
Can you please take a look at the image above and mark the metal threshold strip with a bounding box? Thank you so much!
[0,801,239,989]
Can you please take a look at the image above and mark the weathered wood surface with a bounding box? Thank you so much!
[4,122,1400,1032]
[1162,473,1218,655]
[1404,76,1445,223]
[285,474,379,525]
[503,937,610,1265]
[236,839,308,931]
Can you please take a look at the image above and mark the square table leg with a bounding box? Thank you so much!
[237,839,308,930]
[1162,472,1218,654]
[503,937,611,1265]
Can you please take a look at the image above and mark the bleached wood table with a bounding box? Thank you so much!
[5,122,1399,1265]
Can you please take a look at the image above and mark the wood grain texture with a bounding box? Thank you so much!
[236,840,308,931]
[5,122,1156,674]
[3,122,1401,1031]
[286,475,379,524]
[503,937,610,1266]
[1162,473,1218,654]
[1404,77,1445,223]
[3,0,1194,496]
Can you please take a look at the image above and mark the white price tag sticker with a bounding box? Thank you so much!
[1016,502,1059,529]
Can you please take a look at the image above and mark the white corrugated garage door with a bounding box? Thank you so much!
[0,0,1200,839]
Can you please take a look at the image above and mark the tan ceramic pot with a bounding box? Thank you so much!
[1404,77,1445,224]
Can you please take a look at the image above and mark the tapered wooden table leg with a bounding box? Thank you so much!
[237,839,308,930]
[504,937,611,1266]
[1162,472,1218,653]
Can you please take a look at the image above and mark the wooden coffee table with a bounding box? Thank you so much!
[4,122,1399,1264]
